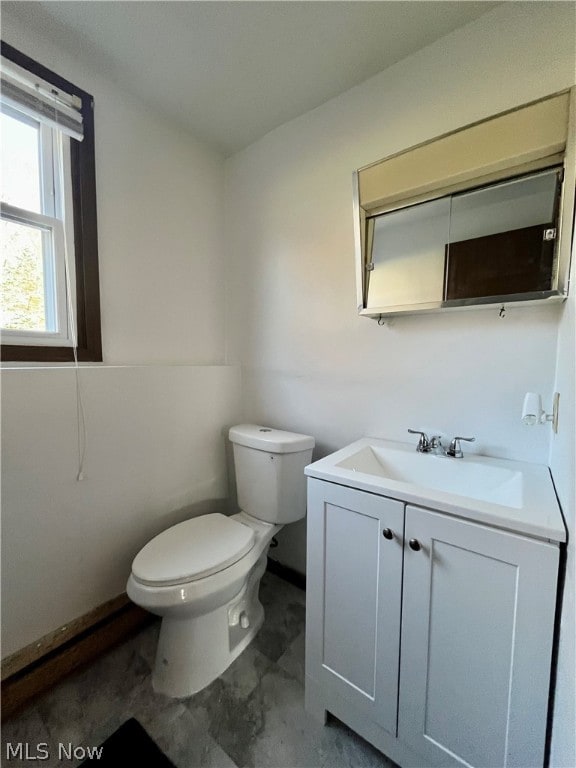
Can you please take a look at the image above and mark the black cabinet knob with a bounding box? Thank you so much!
[409,538,421,551]
[382,528,393,540]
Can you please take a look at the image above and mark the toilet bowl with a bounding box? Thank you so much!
[127,424,314,698]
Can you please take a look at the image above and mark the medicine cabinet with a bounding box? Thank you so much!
[354,89,576,318]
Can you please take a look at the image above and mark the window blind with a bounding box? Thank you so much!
[1,56,84,141]
[358,92,570,212]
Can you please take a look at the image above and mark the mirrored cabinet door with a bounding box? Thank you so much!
[365,166,563,313]
[445,168,560,300]
[369,197,450,308]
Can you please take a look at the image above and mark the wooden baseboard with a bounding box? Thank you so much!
[3,567,303,721]
[1,594,132,681]
[1,595,152,722]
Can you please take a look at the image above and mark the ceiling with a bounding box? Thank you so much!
[3,1,501,156]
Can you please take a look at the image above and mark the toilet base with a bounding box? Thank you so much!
[152,554,267,697]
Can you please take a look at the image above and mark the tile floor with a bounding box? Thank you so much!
[2,572,397,768]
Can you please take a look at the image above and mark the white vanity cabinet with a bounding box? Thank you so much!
[305,478,560,768]
[399,505,559,768]
[305,480,404,736]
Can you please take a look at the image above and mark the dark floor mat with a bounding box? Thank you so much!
[78,718,177,766]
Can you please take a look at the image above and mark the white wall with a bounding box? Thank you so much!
[225,4,575,763]
[1,365,241,657]
[1,12,242,657]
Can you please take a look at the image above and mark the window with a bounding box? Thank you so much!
[1,42,101,361]
[1,106,73,345]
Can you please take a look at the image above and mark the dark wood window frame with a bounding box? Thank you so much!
[1,41,102,362]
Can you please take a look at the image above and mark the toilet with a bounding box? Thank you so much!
[127,424,314,698]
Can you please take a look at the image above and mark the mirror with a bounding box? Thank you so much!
[365,167,563,314]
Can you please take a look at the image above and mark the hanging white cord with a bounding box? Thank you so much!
[51,87,87,481]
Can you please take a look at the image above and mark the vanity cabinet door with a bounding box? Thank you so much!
[399,505,559,768]
[306,478,404,736]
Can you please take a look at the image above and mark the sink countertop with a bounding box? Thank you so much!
[305,437,566,543]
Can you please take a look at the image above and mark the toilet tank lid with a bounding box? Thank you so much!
[229,424,315,453]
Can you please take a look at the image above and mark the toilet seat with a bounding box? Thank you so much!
[131,513,255,587]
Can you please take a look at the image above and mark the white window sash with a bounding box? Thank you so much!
[1,201,59,232]
[1,99,77,348]
[1,203,71,346]
[40,122,57,219]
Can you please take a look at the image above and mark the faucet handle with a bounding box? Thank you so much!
[447,436,476,458]
[408,429,430,453]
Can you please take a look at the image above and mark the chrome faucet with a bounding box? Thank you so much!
[429,436,445,455]
[446,436,476,458]
[407,429,431,453]
[409,430,475,458]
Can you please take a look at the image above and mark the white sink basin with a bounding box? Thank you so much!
[305,437,565,542]
[336,443,523,508]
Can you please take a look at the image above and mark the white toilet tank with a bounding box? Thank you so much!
[229,424,314,524]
